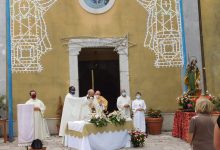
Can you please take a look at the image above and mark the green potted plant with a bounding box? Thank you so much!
[0,95,7,119]
[146,108,163,135]
[212,96,220,111]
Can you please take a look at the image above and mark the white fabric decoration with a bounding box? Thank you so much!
[17,104,34,146]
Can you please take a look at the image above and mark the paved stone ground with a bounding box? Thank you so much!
[0,132,191,150]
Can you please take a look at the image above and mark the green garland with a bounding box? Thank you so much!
[90,116,109,127]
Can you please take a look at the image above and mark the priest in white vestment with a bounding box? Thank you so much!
[25,90,50,140]
[59,87,94,136]
[81,89,95,119]
[117,89,131,118]
[132,92,147,132]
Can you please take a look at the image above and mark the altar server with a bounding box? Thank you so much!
[132,92,147,132]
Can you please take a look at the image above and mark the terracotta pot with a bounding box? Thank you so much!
[146,117,163,135]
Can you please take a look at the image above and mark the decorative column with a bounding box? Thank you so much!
[117,45,130,96]
[68,44,81,97]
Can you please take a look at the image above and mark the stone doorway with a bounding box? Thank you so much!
[78,47,120,112]
[67,37,130,97]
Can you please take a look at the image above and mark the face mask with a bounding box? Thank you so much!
[31,94,36,99]
[70,90,75,95]
[136,95,141,99]
[122,92,126,97]
[95,95,99,99]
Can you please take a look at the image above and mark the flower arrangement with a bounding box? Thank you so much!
[129,129,147,147]
[90,111,127,127]
[176,90,217,111]
[199,91,220,111]
[176,93,195,110]
[108,111,126,126]
[204,91,215,101]
[90,113,109,127]
[211,96,220,111]
[147,108,162,118]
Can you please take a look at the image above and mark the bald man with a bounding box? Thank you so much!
[79,89,95,120]
[87,89,95,99]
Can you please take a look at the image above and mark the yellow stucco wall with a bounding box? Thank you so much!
[201,0,220,97]
[12,0,183,118]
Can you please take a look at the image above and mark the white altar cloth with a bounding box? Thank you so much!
[64,121,132,150]
[68,120,86,132]
[64,131,130,150]
[17,104,34,146]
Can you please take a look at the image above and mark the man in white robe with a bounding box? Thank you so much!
[132,92,147,133]
[117,89,131,118]
[59,87,94,137]
[25,90,50,140]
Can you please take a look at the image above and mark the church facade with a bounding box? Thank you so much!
[0,0,220,120]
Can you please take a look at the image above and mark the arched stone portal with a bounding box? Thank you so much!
[67,37,130,96]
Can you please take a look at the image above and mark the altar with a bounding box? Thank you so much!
[64,120,133,150]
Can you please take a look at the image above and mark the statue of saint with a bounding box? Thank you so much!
[184,59,201,96]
